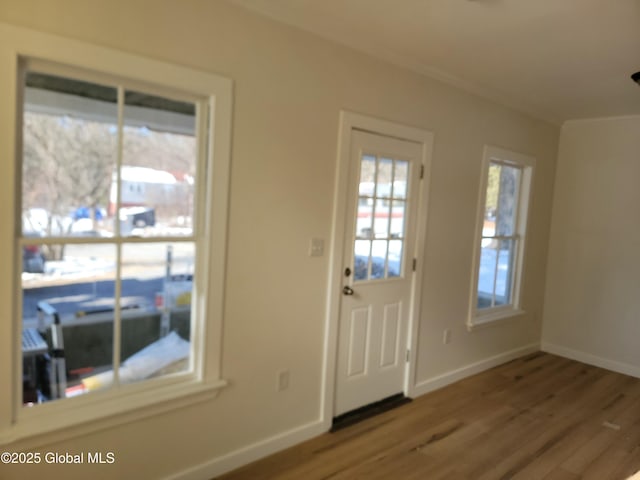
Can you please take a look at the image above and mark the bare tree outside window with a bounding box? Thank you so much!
[23,113,116,259]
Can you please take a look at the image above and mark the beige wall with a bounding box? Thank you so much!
[543,116,640,373]
[0,1,559,478]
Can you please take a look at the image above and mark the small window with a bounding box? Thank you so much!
[469,146,534,328]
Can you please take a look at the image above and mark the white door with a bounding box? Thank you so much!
[335,130,423,416]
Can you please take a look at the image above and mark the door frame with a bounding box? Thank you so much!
[321,111,434,427]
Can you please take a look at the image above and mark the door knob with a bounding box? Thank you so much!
[342,286,354,296]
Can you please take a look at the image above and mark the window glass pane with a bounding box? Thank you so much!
[121,91,197,237]
[22,243,116,405]
[495,239,515,306]
[390,200,406,239]
[120,242,194,313]
[388,240,403,278]
[484,163,501,226]
[371,240,388,279]
[495,164,521,236]
[392,161,408,199]
[22,72,118,238]
[119,242,193,385]
[354,240,371,281]
[477,240,498,309]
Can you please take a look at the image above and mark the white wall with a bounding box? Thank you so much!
[543,116,640,376]
[0,1,559,478]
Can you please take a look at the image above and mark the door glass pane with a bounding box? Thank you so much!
[119,242,194,386]
[390,200,405,239]
[354,239,371,281]
[393,161,408,199]
[22,243,116,404]
[22,72,118,238]
[373,199,391,239]
[356,197,373,239]
[359,155,376,193]
[376,158,393,198]
[371,240,388,279]
[477,241,498,309]
[121,91,197,237]
[388,240,403,277]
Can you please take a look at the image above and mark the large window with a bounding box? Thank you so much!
[469,146,534,328]
[0,24,231,440]
[19,66,206,403]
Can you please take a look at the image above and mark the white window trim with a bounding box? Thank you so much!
[467,145,535,331]
[0,23,232,445]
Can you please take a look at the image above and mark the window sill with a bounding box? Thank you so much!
[1,377,227,447]
[467,308,526,332]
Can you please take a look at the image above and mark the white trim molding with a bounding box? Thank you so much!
[541,342,640,379]
[321,111,434,429]
[467,145,535,330]
[412,343,540,397]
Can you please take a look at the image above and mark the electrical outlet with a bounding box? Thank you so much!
[443,329,452,344]
[277,370,290,391]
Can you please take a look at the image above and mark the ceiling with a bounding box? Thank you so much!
[229,0,640,124]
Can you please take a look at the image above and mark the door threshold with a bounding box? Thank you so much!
[331,393,411,432]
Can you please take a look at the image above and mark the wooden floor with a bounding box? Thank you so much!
[217,352,640,480]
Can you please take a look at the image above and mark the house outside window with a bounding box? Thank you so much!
[0,24,232,440]
[468,145,534,329]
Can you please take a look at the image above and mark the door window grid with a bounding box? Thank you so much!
[354,155,409,281]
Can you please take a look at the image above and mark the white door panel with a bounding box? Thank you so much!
[380,302,401,368]
[335,130,422,416]
[346,306,370,378]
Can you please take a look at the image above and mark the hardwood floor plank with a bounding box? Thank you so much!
[579,415,640,480]
[562,394,640,475]
[543,467,581,479]
[216,353,640,480]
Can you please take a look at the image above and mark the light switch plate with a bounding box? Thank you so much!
[309,238,324,257]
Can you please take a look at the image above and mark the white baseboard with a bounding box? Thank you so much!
[411,342,540,397]
[541,342,640,379]
[164,419,326,480]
